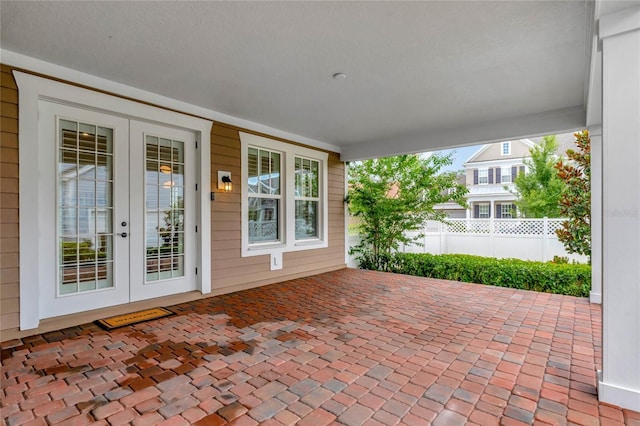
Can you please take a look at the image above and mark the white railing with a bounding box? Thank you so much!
[347,217,588,267]
[444,218,565,236]
[249,220,278,242]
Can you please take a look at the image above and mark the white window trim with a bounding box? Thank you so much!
[15,71,212,330]
[240,132,328,257]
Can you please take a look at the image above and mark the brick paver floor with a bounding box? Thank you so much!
[2,269,639,425]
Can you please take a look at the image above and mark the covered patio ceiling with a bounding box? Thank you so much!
[2,1,636,160]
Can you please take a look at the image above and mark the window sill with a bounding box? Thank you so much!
[242,239,327,258]
[248,242,286,252]
[295,238,323,247]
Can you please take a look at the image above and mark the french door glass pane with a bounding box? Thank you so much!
[145,136,185,282]
[58,119,114,295]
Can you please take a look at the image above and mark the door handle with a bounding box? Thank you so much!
[117,232,128,238]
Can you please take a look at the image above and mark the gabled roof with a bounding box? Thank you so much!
[463,139,537,165]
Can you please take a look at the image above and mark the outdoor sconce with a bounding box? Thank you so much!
[217,171,233,192]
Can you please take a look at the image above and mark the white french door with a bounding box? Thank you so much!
[40,102,196,318]
[129,121,196,301]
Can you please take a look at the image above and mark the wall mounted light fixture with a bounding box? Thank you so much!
[217,171,233,192]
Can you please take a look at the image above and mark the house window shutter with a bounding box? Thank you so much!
[512,166,517,181]
[473,169,478,185]
[519,166,525,175]
[496,203,502,217]
[488,204,491,218]
[495,167,501,184]
[513,205,517,217]
[488,168,494,184]
[474,204,479,218]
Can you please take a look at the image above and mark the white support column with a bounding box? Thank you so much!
[598,6,640,412]
[590,126,602,304]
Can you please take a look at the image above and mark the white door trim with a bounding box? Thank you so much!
[15,71,212,330]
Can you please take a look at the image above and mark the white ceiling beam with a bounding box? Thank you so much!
[340,106,586,162]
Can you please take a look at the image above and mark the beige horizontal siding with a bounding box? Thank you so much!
[0,64,20,333]
[210,122,345,292]
[0,65,346,340]
[210,263,344,290]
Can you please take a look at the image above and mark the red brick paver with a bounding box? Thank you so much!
[2,269,638,425]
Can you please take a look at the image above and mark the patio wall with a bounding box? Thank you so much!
[0,65,19,331]
[209,123,346,292]
[0,65,346,339]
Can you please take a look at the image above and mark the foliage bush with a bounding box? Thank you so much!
[348,154,467,258]
[357,252,591,297]
[555,130,591,259]
[61,240,106,263]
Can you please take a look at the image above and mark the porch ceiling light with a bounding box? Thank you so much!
[332,72,347,80]
[218,171,232,192]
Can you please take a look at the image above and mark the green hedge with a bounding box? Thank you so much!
[357,252,591,297]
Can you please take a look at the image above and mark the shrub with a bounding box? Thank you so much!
[357,252,591,297]
[61,240,107,263]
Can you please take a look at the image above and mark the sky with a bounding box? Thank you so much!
[430,145,482,173]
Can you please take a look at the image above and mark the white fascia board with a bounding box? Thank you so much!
[520,138,538,149]
[464,158,528,169]
[340,106,586,162]
[467,191,515,199]
[1,49,340,154]
[466,195,517,203]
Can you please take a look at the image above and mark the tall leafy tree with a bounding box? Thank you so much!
[555,130,591,258]
[512,136,565,218]
[348,154,467,265]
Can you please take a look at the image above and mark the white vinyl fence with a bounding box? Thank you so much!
[348,218,588,267]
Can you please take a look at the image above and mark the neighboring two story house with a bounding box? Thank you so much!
[463,139,533,219]
[461,134,576,219]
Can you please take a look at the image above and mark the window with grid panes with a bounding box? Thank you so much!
[294,157,319,239]
[478,168,489,184]
[479,204,490,218]
[501,167,512,183]
[247,147,281,244]
[240,132,328,257]
[502,141,511,155]
[501,203,515,218]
